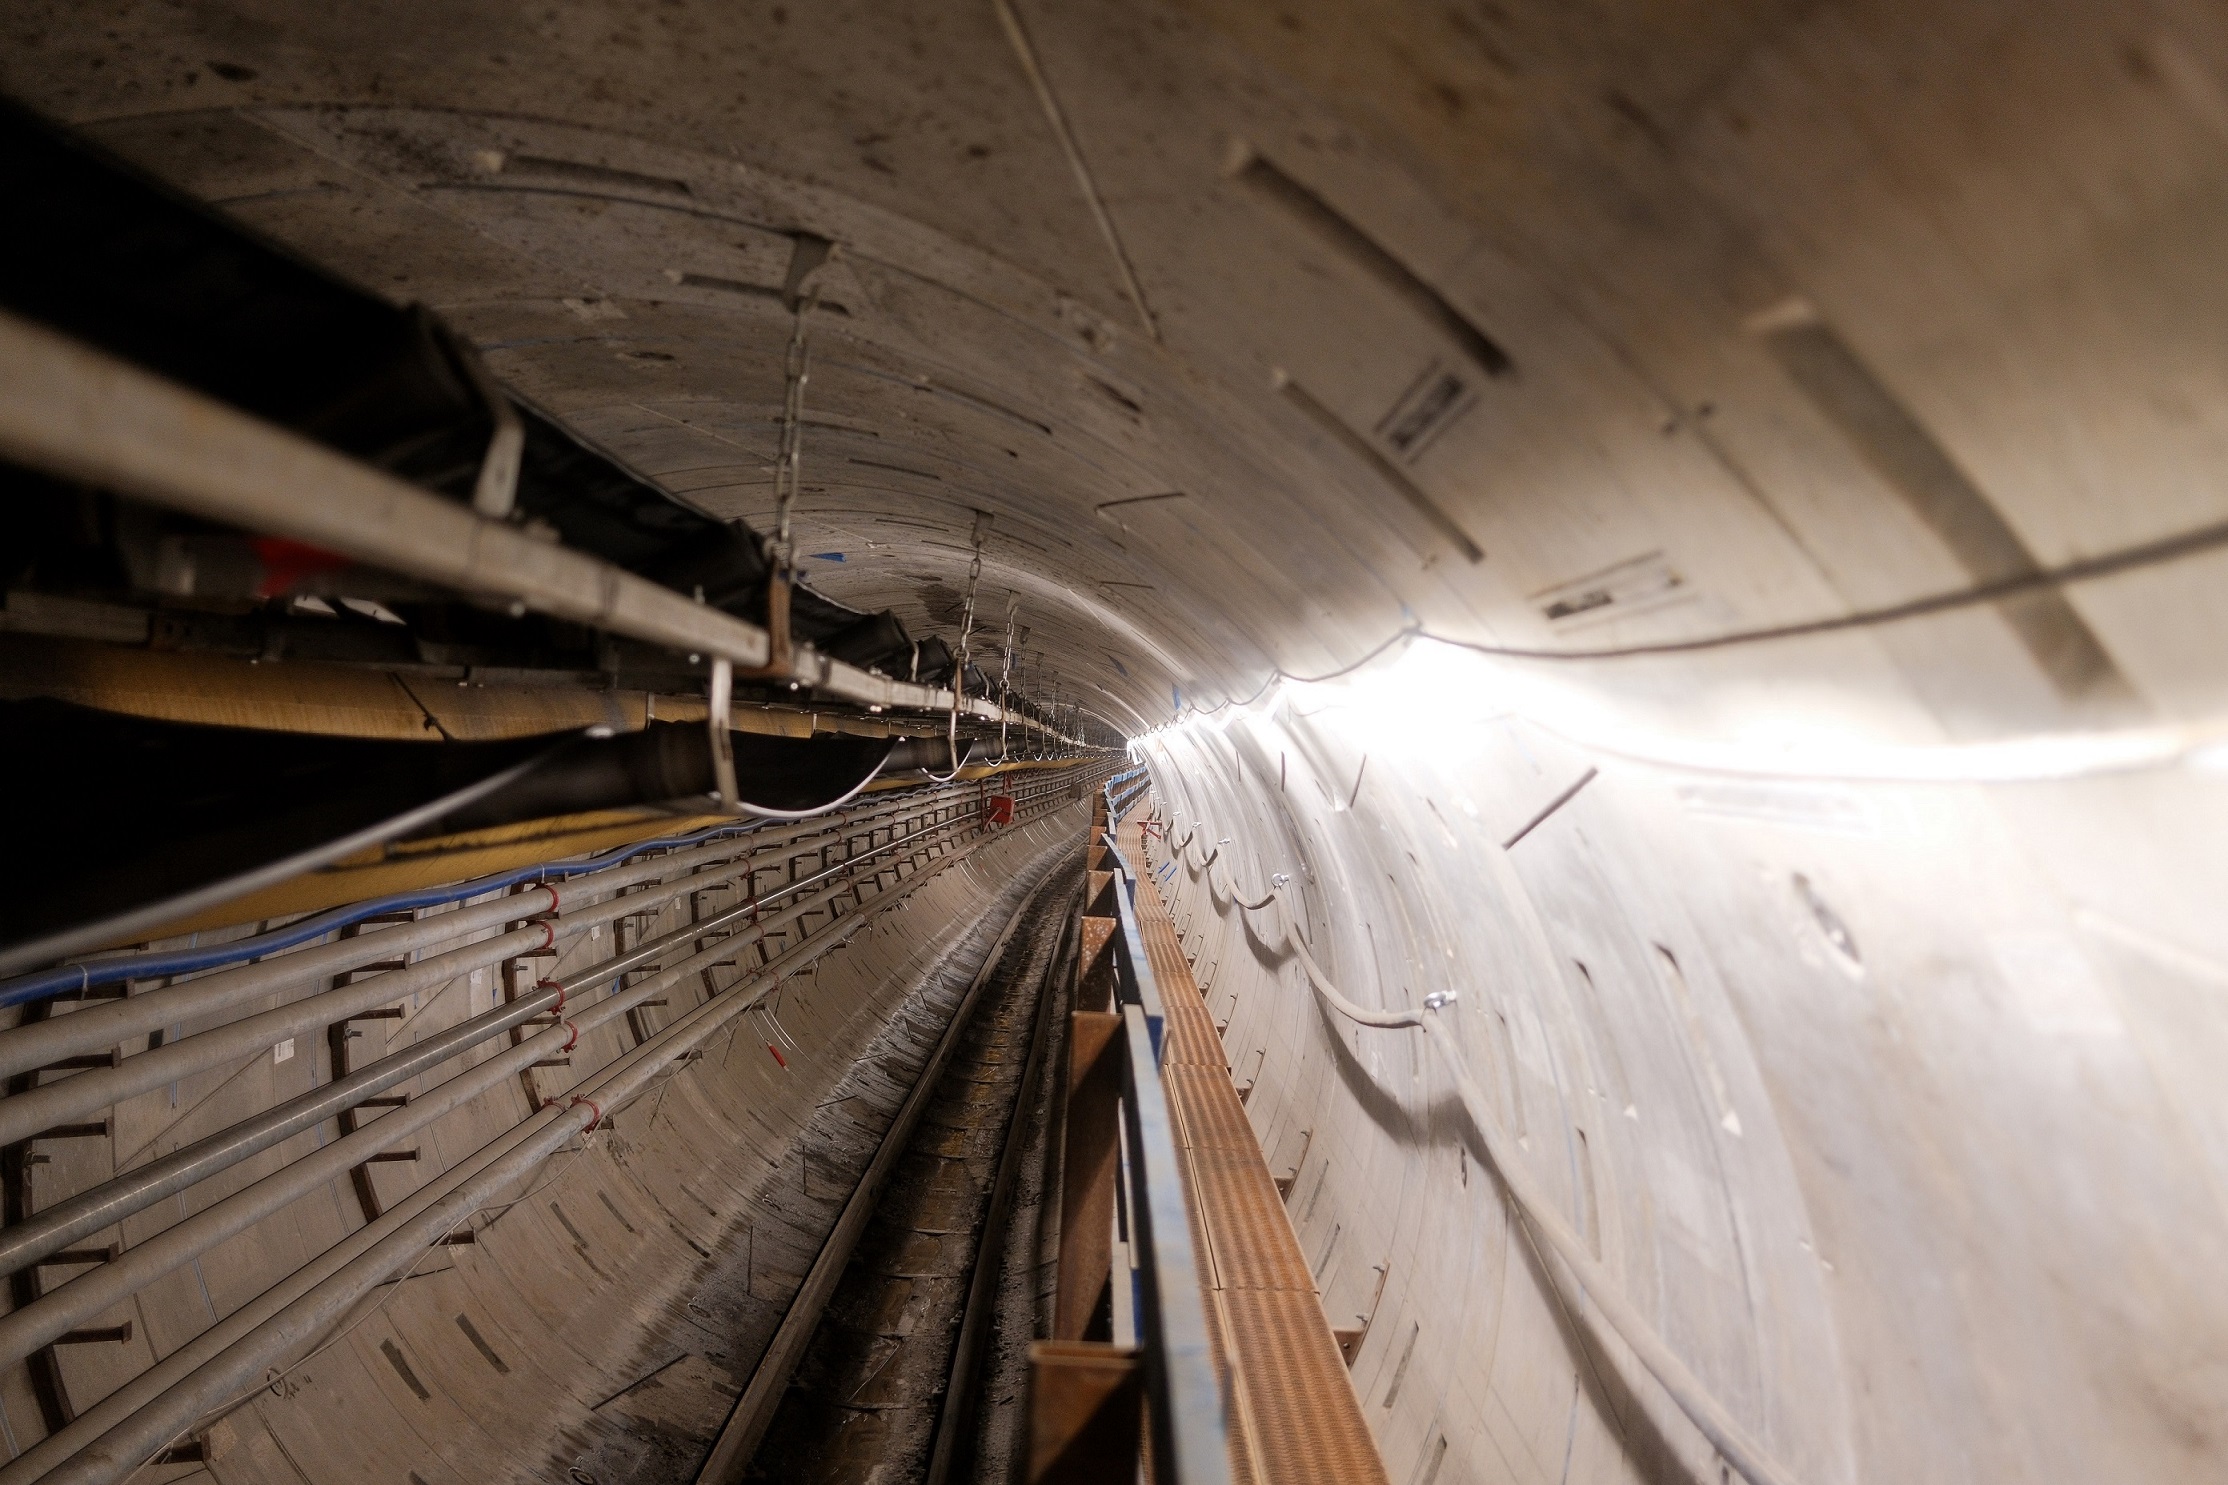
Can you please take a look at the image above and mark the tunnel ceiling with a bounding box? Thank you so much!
[7,0,2228,746]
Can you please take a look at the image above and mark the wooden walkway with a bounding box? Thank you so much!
[1115,811,1390,1485]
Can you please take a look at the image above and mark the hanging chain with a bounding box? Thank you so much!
[956,511,989,680]
[998,596,1018,760]
[946,511,991,769]
[770,287,821,578]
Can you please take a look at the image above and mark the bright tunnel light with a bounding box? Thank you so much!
[1157,634,2228,785]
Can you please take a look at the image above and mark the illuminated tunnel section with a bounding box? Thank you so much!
[1,3,2226,1484]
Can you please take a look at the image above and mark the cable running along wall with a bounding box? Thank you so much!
[1147,805,1805,1485]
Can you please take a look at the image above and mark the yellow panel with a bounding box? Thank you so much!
[0,635,982,743]
[131,809,734,944]
[122,753,1080,943]
[402,676,647,740]
[0,635,442,739]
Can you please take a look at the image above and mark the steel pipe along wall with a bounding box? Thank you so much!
[4,3,2228,1483]
[0,767,1099,1484]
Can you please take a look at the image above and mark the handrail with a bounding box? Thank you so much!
[1156,813,1806,1485]
[1093,784,1230,1485]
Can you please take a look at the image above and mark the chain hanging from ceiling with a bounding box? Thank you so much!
[769,286,820,579]
[757,284,824,673]
[998,594,1019,760]
[930,511,992,780]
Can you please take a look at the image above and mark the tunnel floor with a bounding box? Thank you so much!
[739,865,1078,1484]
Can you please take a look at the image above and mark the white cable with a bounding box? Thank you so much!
[1169,824,1805,1485]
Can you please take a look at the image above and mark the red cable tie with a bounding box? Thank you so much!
[565,1094,604,1131]
[766,1043,789,1069]
[536,978,568,1014]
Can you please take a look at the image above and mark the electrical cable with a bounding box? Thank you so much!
[0,749,560,980]
[1152,808,1806,1485]
[0,818,764,1011]
[0,743,1053,1008]
[1183,513,2228,717]
[730,753,891,821]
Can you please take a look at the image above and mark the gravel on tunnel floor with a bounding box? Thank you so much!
[740,862,1081,1485]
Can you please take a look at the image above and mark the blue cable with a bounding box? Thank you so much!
[0,819,767,1011]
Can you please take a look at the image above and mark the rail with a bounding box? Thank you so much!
[1028,781,1227,1485]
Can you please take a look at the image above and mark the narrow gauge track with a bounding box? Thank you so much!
[692,862,1081,1485]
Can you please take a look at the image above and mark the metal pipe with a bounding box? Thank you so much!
[0,818,758,1011]
[0,930,544,1149]
[0,992,561,1280]
[0,793,975,1146]
[0,805,911,1278]
[0,804,982,1278]
[0,774,1049,1289]
[0,310,769,663]
[8,780,1086,1485]
[0,773,981,1010]
[0,1080,562,1485]
[0,805,982,1365]
[0,786,951,1084]
[0,788,958,1104]
[0,310,1095,741]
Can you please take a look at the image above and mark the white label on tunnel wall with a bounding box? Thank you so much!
[1988,931,2125,1038]
[1676,781,1879,837]
[273,1038,295,1064]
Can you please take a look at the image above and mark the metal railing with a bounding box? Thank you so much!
[1106,765,1151,819]
[1031,778,1225,1485]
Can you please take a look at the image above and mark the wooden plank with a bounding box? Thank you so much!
[1026,1340,1141,1485]
[1056,1012,1123,1340]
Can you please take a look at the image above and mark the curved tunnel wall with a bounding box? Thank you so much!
[4,1,2228,1481]
[1135,681,2227,1485]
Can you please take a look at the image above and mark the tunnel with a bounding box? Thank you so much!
[0,3,2224,1482]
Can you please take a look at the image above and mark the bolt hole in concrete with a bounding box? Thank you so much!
[1793,872,1863,971]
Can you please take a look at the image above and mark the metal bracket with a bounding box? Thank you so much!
[430,310,524,521]
[708,657,741,812]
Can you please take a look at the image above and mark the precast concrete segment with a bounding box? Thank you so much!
[0,771,1111,1485]
[1159,813,1820,1485]
[1115,808,1391,1485]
